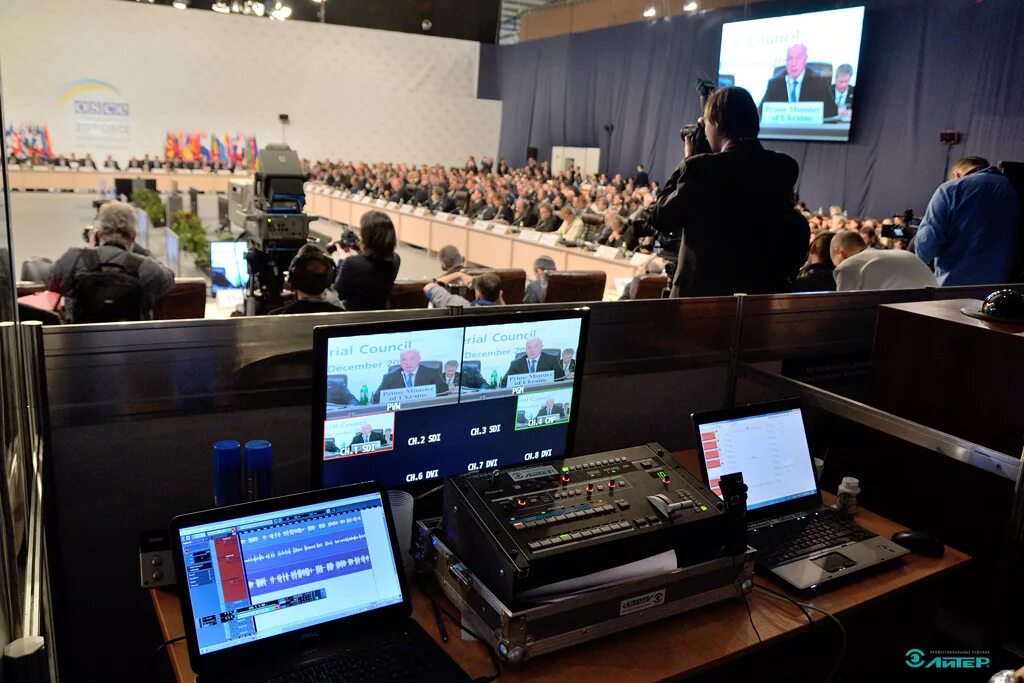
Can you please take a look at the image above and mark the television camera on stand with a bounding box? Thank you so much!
[229,143,316,315]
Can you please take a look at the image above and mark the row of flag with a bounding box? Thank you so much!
[4,125,54,159]
[165,132,259,169]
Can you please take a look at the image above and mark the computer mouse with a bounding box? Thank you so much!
[891,530,944,558]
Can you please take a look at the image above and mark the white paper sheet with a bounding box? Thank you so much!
[517,549,677,603]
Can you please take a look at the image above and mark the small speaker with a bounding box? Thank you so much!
[279,113,290,124]
[139,529,176,588]
[526,146,538,161]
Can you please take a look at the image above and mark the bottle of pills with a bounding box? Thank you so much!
[836,477,860,516]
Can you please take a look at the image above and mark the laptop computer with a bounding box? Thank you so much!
[691,398,909,590]
[171,482,472,682]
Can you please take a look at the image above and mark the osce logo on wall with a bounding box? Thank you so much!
[55,79,132,148]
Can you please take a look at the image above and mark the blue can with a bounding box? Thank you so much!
[213,440,242,507]
[245,440,273,501]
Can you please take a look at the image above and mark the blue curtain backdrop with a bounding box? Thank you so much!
[488,0,1024,219]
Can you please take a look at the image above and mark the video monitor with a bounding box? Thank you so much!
[210,240,249,293]
[312,309,588,488]
[718,6,865,142]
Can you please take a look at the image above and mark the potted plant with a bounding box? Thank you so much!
[170,210,211,271]
[130,188,166,227]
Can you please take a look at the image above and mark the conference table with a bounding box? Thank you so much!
[305,185,644,295]
[6,167,250,193]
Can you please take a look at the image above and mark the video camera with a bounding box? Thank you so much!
[881,209,921,241]
[229,144,316,315]
[680,79,716,155]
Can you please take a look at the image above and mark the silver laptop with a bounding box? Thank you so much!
[692,398,908,590]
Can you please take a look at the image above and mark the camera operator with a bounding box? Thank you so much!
[650,86,808,297]
[914,156,1020,286]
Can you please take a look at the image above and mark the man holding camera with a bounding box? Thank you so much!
[914,156,1020,286]
[651,86,808,297]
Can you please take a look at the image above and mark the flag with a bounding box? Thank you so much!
[210,134,220,163]
[165,132,176,160]
[199,133,210,163]
[221,134,231,163]
[10,127,24,158]
[183,132,194,161]
[191,132,201,162]
[42,126,52,159]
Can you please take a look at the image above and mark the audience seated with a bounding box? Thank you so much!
[332,211,400,310]
[831,230,937,291]
[48,201,174,323]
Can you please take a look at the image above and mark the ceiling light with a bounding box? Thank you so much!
[682,1,698,10]
[421,18,433,31]
[171,0,189,8]
[642,6,656,18]
[212,1,230,12]
[269,3,292,20]
[230,0,241,12]
[251,1,265,16]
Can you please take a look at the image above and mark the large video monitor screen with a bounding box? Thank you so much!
[311,309,588,489]
[718,6,865,142]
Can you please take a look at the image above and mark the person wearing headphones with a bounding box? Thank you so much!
[269,243,343,315]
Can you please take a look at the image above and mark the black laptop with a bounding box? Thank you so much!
[171,483,472,682]
[691,398,908,590]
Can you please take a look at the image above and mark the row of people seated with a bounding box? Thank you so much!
[8,152,250,173]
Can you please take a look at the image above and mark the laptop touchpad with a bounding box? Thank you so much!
[811,552,856,573]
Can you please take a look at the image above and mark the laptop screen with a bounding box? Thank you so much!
[697,407,817,511]
[177,491,404,656]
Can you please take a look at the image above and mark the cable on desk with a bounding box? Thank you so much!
[733,554,761,644]
[416,578,500,683]
[154,635,186,655]
[753,583,846,683]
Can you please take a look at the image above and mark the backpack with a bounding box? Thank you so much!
[71,249,146,323]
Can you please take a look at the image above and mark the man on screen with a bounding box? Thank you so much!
[442,360,488,391]
[350,423,385,448]
[831,64,855,120]
[536,398,566,420]
[373,348,448,402]
[501,338,565,387]
[761,44,839,119]
[560,349,576,377]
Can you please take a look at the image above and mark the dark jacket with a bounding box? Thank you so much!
[653,140,808,297]
[333,253,401,311]
[350,430,385,447]
[791,263,837,293]
[534,217,558,233]
[761,73,839,118]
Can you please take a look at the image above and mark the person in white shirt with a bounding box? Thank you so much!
[831,230,937,291]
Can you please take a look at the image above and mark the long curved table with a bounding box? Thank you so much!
[7,168,250,193]
[306,185,643,296]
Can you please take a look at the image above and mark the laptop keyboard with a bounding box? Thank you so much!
[749,508,875,568]
[258,629,450,683]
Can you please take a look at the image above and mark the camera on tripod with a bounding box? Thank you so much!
[228,143,315,315]
[881,209,921,241]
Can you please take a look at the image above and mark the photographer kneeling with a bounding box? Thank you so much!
[652,86,808,297]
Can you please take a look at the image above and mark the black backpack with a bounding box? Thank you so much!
[71,249,146,323]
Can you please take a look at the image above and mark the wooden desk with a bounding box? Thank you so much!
[152,450,969,682]
[8,168,248,193]
[869,299,1024,456]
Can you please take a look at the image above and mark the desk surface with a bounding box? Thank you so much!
[152,452,969,682]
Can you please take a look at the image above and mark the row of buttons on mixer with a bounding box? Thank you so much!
[526,520,634,551]
[511,503,618,531]
[566,456,632,472]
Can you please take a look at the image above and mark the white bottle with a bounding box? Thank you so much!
[836,477,860,516]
